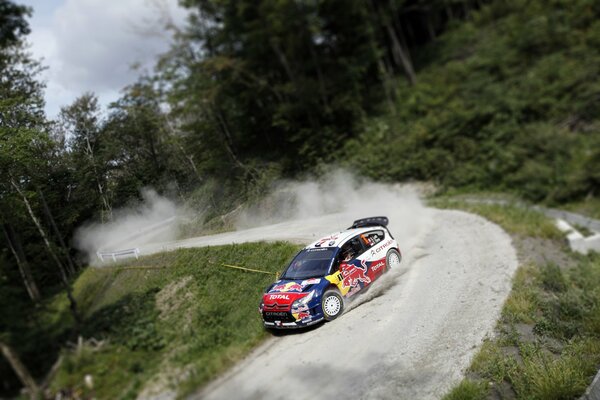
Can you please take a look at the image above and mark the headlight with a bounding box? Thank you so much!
[258,301,264,313]
[292,290,314,309]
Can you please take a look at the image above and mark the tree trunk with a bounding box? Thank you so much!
[307,40,329,110]
[378,59,396,115]
[270,39,319,132]
[84,132,112,222]
[0,341,39,399]
[213,107,257,181]
[385,21,417,85]
[38,190,76,277]
[270,40,297,88]
[2,223,40,302]
[426,15,437,41]
[10,180,81,330]
[395,21,414,68]
[445,0,455,21]
[372,0,416,85]
[163,114,202,180]
[389,0,414,66]
[295,0,329,110]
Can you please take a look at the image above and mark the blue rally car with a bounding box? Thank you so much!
[259,216,401,329]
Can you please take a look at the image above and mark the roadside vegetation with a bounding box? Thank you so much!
[439,199,600,400]
[45,242,300,399]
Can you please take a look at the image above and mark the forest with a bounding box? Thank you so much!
[1,0,600,396]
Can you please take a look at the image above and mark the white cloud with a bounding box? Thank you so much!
[21,0,188,119]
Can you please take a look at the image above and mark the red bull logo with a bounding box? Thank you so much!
[341,261,371,292]
[271,282,304,293]
[298,311,310,320]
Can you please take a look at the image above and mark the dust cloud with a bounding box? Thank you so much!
[236,169,433,254]
[74,188,183,263]
[76,170,433,271]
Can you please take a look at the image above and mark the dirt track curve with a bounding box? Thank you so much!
[175,208,519,400]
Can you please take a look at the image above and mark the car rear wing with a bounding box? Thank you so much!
[348,216,389,229]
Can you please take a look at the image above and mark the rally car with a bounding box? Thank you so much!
[259,216,402,329]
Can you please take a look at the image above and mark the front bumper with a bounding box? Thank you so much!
[263,316,324,329]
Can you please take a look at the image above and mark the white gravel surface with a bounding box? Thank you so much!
[192,208,518,400]
[138,214,351,255]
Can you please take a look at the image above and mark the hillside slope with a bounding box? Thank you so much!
[344,0,600,204]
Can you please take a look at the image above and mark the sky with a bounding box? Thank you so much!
[17,0,189,119]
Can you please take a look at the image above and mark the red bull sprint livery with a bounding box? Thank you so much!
[260,216,402,329]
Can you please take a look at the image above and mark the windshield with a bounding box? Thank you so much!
[281,247,337,280]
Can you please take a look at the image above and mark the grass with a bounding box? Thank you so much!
[442,379,488,400]
[563,198,600,220]
[438,197,600,399]
[49,241,302,399]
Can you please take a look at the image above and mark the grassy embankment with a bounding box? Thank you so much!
[46,242,301,399]
[432,197,600,400]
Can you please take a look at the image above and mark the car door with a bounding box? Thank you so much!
[338,235,370,297]
[358,230,387,281]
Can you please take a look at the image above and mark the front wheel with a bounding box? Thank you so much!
[386,249,402,271]
[321,289,344,321]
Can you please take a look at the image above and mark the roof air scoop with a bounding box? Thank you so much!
[348,216,389,229]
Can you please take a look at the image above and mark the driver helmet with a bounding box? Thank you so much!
[342,248,354,262]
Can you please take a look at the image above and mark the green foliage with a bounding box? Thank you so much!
[511,345,592,400]
[442,379,488,400]
[540,264,567,293]
[534,255,600,340]
[0,0,30,48]
[164,0,393,173]
[51,242,302,398]
[52,344,152,400]
[84,289,166,351]
[472,339,600,400]
[502,265,540,324]
[344,0,600,204]
[470,340,518,383]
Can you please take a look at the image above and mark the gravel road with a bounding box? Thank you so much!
[138,213,351,254]
[191,208,518,400]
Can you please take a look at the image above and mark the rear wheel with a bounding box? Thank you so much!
[321,289,344,321]
[386,249,402,271]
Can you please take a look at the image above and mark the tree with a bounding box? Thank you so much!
[0,3,81,394]
[1,221,39,302]
[0,339,39,398]
[0,0,30,48]
[171,0,383,173]
[0,1,45,302]
[59,94,112,222]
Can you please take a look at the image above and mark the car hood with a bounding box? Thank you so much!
[267,277,323,294]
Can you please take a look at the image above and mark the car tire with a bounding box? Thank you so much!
[386,249,402,271]
[321,289,344,321]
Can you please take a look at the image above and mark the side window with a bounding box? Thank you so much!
[360,230,384,249]
[338,237,366,264]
